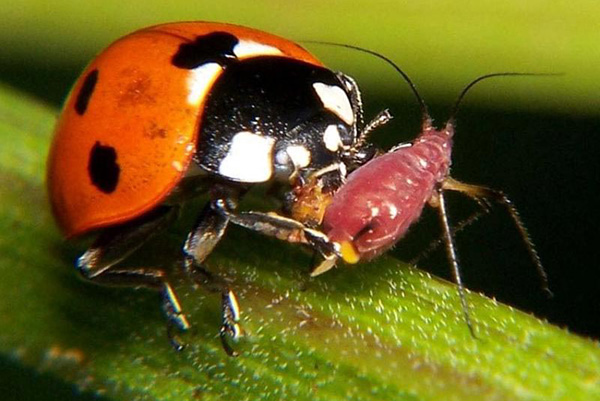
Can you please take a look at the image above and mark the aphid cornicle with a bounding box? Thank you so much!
[47,22,391,355]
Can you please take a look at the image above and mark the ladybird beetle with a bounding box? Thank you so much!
[47,22,391,354]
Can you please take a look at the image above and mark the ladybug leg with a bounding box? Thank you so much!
[182,202,242,356]
[183,197,341,356]
[220,289,242,357]
[75,206,190,351]
[211,199,340,261]
[219,206,341,276]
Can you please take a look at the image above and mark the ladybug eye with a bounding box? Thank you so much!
[336,124,354,147]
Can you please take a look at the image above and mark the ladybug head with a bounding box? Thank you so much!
[277,71,390,191]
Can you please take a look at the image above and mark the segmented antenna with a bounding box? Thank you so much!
[448,72,562,125]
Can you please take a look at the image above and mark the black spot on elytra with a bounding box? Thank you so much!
[75,69,99,115]
[88,141,120,193]
[171,32,239,69]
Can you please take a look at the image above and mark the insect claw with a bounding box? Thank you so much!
[310,255,338,277]
[220,324,241,357]
[219,289,242,356]
[167,322,188,352]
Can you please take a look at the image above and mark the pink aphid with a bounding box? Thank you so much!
[311,68,550,333]
[322,119,452,263]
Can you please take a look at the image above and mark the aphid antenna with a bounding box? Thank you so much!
[444,72,560,298]
[302,40,431,126]
[447,72,563,126]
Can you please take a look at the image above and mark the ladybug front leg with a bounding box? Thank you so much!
[76,206,190,350]
[183,196,342,355]
[182,201,242,356]
[210,199,340,262]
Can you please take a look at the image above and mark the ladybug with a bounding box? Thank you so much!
[47,22,390,354]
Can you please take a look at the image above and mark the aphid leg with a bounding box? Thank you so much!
[76,206,191,350]
[433,188,477,338]
[442,177,551,296]
[410,203,491,266]
[183,201,242,356]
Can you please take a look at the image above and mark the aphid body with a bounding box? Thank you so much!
[322,120,452,262]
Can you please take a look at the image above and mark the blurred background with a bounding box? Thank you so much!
[1,0,598,343]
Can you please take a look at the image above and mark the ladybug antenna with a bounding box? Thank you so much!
[448,72,562,126]
[303,41,430,124]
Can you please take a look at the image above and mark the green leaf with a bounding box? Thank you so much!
[1,83,599,401]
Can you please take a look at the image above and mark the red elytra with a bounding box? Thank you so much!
[46,22,394,354]
[47,22,323,238]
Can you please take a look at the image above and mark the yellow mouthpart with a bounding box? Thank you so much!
[340,241,360,264]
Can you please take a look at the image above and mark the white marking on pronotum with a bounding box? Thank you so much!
[323,124,343,152]
[219,131,276,182]
[312,82,354,125]
[234,40,283,59]
[186,63,222,106]
[286,145,311,168]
